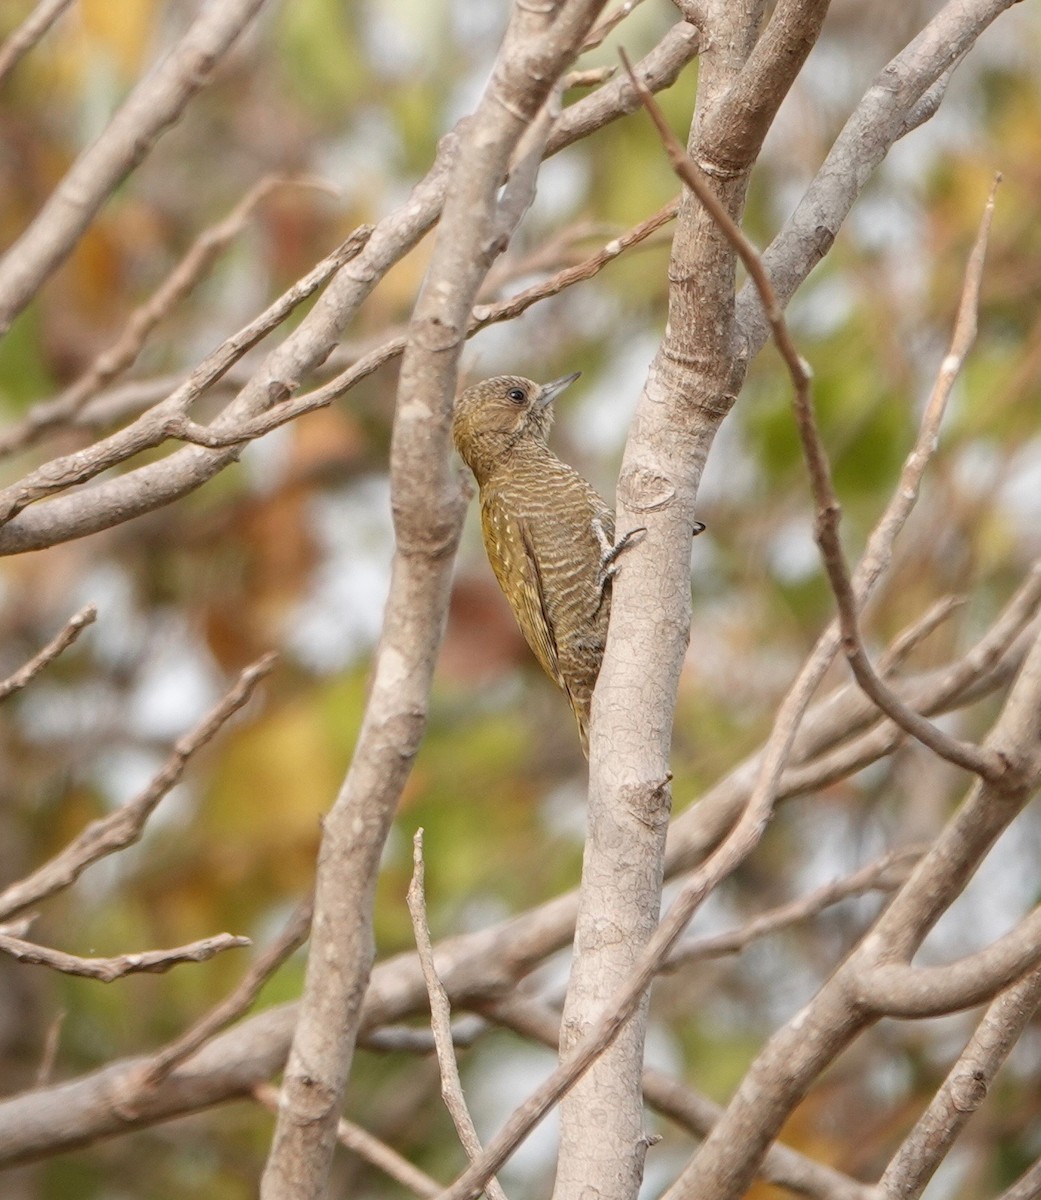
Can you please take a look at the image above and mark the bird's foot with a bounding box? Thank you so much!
[593,519,647,604]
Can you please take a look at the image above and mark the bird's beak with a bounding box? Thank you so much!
[535,371,581,410]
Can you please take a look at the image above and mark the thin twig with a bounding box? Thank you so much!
[0,0,269,337]
[565,65,616,88]
[0,930,251,982]
[0,603,97,701]
[254,1082,443,1199]
[879,595,965,675]
[0,0,74,86]
[361,1018,486,1055]
[407,831,508,1200]
[0,653,277,923]
[663,846,923,969]
[622,47,1005,782]
[582,0,649,51]
[806,180,1006,779]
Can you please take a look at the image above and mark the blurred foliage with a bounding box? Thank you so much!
[1,1,1041,1197]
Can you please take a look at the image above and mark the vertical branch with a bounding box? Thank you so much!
[553,5,829,1199]
[259,5,609,1199]
[407,832,508,1200]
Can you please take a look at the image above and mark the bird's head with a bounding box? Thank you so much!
[452,372,580,480]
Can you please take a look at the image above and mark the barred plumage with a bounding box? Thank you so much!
[453,372,620,756]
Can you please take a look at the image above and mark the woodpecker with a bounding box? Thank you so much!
[452,372,641,756]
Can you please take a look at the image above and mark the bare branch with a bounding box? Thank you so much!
[163,199,680,451]
[582,0,651,51]
[664,847,923,969]
[254,1082,443,1200]
[855,906,1041,1019]
[0,930,251,982]
[0,20,699,557]
[0,653,276,923]
[0,603,96,701]
[407,831,508,1200]
[131,894,312,1093]
[797,180,1006,781]
[0,0,74,86]
[360,1018,486,1055]
[736,0,1021,355]
[879,596,965,675]
[555,18,703,148]
[879,968,1041,1199]
[0,0,270,335]
[0,177,335,457]
[0,228,372,521]
[484,994,877,1200]
[627,51,1005,781]
[34,1009,65,1088]
[698,0,831,173]
[496,86,561,245]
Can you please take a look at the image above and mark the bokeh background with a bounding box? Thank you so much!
[1,1,1040,1196]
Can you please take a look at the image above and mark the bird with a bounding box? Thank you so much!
[452,372,641,756]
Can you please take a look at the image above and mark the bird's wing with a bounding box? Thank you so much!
[482,499,564,690]
[517,519,563,686]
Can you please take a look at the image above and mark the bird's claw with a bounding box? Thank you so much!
[593,519,647,602]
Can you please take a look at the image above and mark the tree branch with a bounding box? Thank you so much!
[0,228,372,524]
[0,653,276,923]
[261,6,613,1197]
[0,591,1033,1169]
[0,602,96,700]
[254,1081,443,1200]
[735,0,1022,357]
[855,908,1041,1019]
[0,0,74,86]
[0,0,270,335]
[0,20,700,557]
[164,199,680,451]
[129,895,313,1094]
[0,177,335,458]
[663,846,922,969]
[407,831,507,1200]
[699,0,831,173]
[878,968,1041,1199]
[0,930,250,982]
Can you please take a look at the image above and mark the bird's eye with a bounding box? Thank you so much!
[506,387,526,404]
